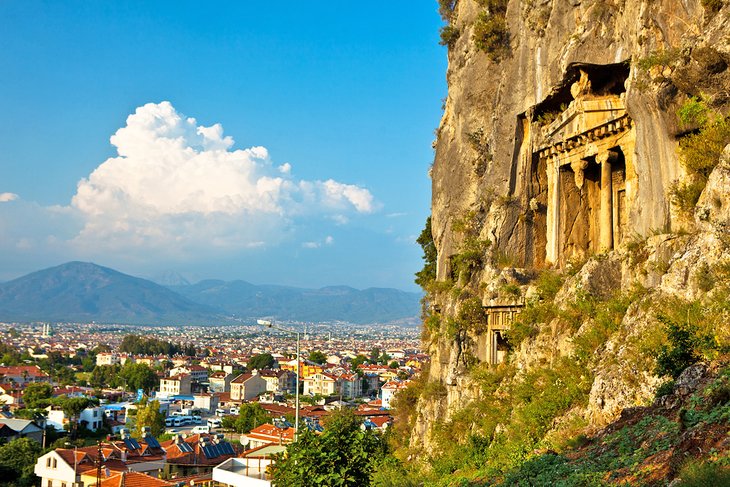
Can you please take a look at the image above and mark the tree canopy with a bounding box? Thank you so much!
[270,409,387,486]
[221,403,270,433]
[308,350,327,365]
[119,334,194,356]
[0,438,42,487]
[248,353,275,370]
[133,400,166,437]
[21,382,53,409]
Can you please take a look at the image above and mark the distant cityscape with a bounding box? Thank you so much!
[0,320,427,486]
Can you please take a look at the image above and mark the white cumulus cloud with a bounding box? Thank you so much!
[68,101,377,254]
[0,192,19,202]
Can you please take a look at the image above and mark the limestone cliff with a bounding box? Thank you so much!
[410,0,730,475]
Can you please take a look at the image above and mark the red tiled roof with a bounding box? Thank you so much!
[90,471,174,487]
[231,373,253,383]
[246,423,295,444]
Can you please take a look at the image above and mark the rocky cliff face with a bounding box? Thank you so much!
[413,0,730,463]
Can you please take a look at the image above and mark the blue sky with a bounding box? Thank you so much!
[0,2,446,291]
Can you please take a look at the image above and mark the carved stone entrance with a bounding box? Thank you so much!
[527,65,636,267]
[476,303,523,365]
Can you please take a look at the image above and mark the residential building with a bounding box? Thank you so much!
[0,418,44,443]
[161,433,237,479]
[213,444,285,487]
[0,365,50,385]
[258,369,296,394]
[208,371,232,393]
[47,405,105,432]
[339,373,362,399]
[159,374,192,397]
[193,393,219,414]
[244,423,295,449]
[302,373,341,397]
[230,372,267,402]
[170,365,208,383]
[96,352,121,366]
[381,379,411,409]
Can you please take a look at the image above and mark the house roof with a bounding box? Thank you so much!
[160,434,238,465]
[0,418,42,433]
[231,373,254,383]
[90,471,174,487]
[246,423,295,444]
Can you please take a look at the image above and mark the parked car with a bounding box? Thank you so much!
[192,425,211,434]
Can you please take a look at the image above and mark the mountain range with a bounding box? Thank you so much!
[0,262,421,326]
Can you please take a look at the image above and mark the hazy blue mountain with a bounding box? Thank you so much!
[0,262,422,325]
[168,281,422,324]
[0,262,224,325]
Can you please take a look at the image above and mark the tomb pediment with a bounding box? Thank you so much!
[518,63,636,268]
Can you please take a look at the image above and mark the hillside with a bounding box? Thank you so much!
[169,281,422,324]
[0,262,421,325]
[385,0,730,485]
[0,262,222,325]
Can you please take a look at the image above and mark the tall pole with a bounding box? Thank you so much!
[257,320,301,441]
[295,331,300,441]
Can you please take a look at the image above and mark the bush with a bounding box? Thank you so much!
[669,179,705,215]
[655,380,676,399]
[700,0,725,13]
[439,25,460,47]
[679,117,730,180]
[473,12,510,62]
[655,316,704,378]
[438,0,458,22]
[458,296,488,333]
[675,459,730,486]
[637,48,682,71]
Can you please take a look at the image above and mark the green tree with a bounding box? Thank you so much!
[370,347,381,364]
[0,438,42,487]
[308,350,327,365]
[388,361,399,370]
[270,409,387,486]
[248,353,275,370]
[119,362,158,393]
[351,354,368,369]
[133,400,166,437]
[22,382,53,409]
[415,216,437,289]
[221,403,270,433]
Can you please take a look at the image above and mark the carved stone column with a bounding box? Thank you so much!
[596,150,618,251]
[545,156,561,265]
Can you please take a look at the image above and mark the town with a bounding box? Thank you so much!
[0,321,427,486]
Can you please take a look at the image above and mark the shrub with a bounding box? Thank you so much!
[669,179,705,215]
[678,96,710,128]
[535,269,564,300]
[637,48,682,71]
[655,380,676,399]
[438,0,458,22]
[473,12,510,62]
[700,0,725,13]
[458,296,488,333]
[422,380,448,400]
[655,316,704,378]
[679,117,730,180]
[694,262,716,292]
[439,25,460,47]
[675,459,730,487]
[415,217,437,290]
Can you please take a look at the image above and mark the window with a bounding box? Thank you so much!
[47,481,52,487]
[93,410,98,417]
[62,483,67,487]
[52,458,57,468]
[46,457,51,467]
